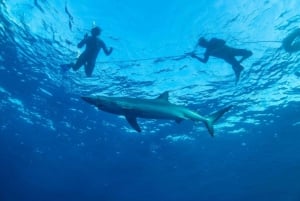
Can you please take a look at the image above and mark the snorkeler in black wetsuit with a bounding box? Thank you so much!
[189,37,253,84]
[282,28,300,53]
[61,26,113,77]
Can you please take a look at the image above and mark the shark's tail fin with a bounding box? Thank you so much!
[204,105,232,137]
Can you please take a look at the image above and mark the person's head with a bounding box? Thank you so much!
[198,37,208,47]
[91,26,101,36]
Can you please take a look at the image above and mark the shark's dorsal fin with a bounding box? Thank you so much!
[125,115,141,132]
[155,91,169,102]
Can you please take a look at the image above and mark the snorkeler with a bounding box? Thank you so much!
[188,37,253,84]
[282,28,300,53]
[61,26,113,77]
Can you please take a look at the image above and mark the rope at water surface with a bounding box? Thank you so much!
[95,40,282,65]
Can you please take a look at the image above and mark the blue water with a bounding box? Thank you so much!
[1,0,300,201]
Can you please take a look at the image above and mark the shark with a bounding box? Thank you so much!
[81,91,232,137]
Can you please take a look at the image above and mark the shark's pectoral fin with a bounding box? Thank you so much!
[125,115,141,132]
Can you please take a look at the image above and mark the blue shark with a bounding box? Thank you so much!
[82,92,231,137]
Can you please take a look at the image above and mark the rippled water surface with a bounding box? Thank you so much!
[1,1,300,201]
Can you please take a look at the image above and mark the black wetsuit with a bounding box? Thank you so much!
[192,38,252,83]
[72,36,111,77]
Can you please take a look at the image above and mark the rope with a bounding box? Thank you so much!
[93,40,282,65]
[96,53,191,64]
[240,40,282,44]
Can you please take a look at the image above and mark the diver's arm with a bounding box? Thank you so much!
[190,51,209,63]
[100,40,113,55]
[199,52,209,63]
[77,34,88,48]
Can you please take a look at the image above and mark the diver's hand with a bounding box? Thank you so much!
[77,34,88,48]
[186,51,197,58]
[108,47,113,55]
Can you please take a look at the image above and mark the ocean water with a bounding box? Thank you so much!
[1,0,300,201]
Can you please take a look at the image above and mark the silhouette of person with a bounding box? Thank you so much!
[282,28,300,53]
[189,37,252,83]
[61,26,113,77]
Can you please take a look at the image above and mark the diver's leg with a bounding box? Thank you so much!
[61,53,85,72]
[231,48,253,63]
[232,63,244,84]
[72,53,86,71]
[239,50,252,63]
[84,61,95,77]
[228,57,244,84]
